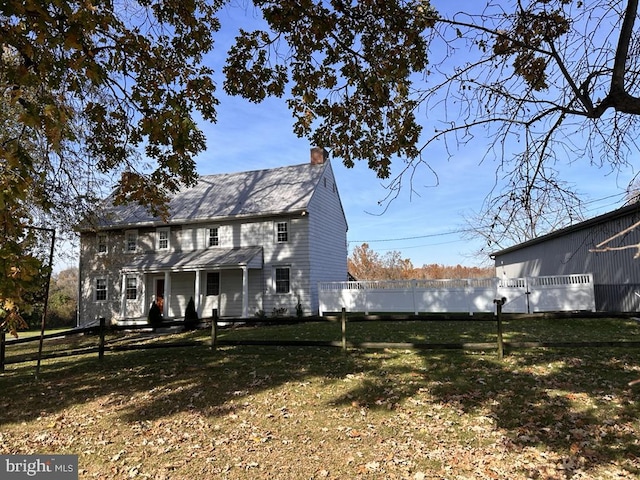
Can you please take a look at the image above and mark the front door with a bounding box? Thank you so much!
[155,278,165,315]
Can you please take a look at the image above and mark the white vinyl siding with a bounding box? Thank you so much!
[241,222,263,247]
[307,163,348,313]
[219,269,242,317]
[167,272,195,318]
[179,227,197,251]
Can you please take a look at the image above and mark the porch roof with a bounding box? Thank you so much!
[121,246,263,273]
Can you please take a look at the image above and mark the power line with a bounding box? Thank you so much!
[349,192,630,246]
[376,239,467,251]
[349,229,469,244]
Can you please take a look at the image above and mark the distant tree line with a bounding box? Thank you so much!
[348,243,494,281]
[20,268,78,330]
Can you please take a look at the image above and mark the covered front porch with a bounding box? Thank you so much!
[117,247,264,323]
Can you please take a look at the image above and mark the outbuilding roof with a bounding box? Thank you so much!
[90,161,328,229]
[490,202,640,257]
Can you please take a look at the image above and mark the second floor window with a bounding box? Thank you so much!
[208,227,219,247]
[276,221,288,243]
[157,228,169,250]
[125,230,137,252]
[97,234,107,253]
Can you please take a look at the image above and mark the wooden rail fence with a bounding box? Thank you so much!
[3,309,640,372]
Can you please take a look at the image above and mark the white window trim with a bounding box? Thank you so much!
[274,265,291,294]
[95,277,108,302]
[275,221,289,243]
[156,227,170,251]
[124,229,138,253]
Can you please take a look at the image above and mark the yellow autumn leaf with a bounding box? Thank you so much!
[2,299,16,311]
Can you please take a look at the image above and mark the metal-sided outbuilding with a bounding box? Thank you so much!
[491,203,640,312]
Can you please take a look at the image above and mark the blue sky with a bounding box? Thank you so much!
[53,2,638,272]
[194,87,636,269]
[189,2,638,269]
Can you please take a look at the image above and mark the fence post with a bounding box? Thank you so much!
[211,309,218,350]
[412,280,418,315]
[364,283,369,316]
[98,317,105,360]
[494,298,506,360]
[0,330,5,372]
[341,307,347,351]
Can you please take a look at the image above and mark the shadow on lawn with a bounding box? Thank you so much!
[330,347,640,477]
[0,345,363,425]
[1,339,639,477]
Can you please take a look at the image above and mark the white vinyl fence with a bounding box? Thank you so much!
[319,274,595,315]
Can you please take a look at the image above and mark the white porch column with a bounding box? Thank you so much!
[242,266,249,318]
[164,271,171,317]
[141,273,147,316]
[194,270,201,316]
[120,273,127,321]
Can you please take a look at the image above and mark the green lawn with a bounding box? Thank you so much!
[2,317,640,479]
[213,316,640,345]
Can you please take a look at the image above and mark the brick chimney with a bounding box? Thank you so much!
[310,147,328,165]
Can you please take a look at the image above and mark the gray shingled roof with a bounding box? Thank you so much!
[93,162,328,228]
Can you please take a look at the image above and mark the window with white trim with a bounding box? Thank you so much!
[125,230,138,253]
[95,278,107,301]
[276,221,288,243]
[208,227,219,247]
[126,276,137,300]
[275,267,290,294]
[97,233,108,254]
[157,228,170,250]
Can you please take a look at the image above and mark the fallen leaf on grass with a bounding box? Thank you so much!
[365,461,380,471]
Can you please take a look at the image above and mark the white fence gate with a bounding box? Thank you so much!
[319,274,596,315]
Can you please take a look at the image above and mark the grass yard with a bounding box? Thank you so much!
[1,318,640,479]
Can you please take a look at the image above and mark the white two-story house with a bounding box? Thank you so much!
[77,148,348,326]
